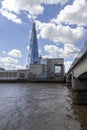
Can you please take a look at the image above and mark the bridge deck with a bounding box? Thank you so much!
[67,41,87,74]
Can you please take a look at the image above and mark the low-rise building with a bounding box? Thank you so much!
[0,69,29,81]
[0,58,64,81]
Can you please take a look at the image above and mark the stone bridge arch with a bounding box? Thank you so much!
[78,71,87,79]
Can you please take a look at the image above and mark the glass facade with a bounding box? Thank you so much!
[29,22,40,64]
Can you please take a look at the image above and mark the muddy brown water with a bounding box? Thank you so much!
[0,83,87,130]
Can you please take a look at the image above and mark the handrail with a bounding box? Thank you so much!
[67,40,87,74]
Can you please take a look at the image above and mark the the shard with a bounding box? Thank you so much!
[28,22,40,64]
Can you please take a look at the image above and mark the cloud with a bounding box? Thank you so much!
[52,0,87,26]
[8,49,22,58]
[0,9,22,24]
[63,44,80,58]
[44,44,79,72]
[0,49,22,69]
[44,44,79,59]
[37,22,86,44]
[26,45,30,51]
[44,44,62,58]
[0,0,68,23]
[43,0,68,5]
[0,57,18,66]
[64,61,72,73]
[13,65,25,70]
[0,56,26,70]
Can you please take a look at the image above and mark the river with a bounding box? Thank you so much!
[0,83,87,130]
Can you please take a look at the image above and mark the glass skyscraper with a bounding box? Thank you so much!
[28,22,40,64]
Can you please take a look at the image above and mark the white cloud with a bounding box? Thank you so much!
[52,0,87,26]
[37,22,86,44]
[0,56,26,70]
[64,61,72,73]
[63,44,80,58]
[44,44,79,59]
[43,0,68,5]
[44,44,62,58]
[13,65,25,70]
[26,45,30,51]
[8,49,22,58]
[0,9,22,24]
[0,0,68,23]
[44,44,79,72]
[0,57,18,66]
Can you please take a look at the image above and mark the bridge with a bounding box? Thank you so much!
[66,41,87,91]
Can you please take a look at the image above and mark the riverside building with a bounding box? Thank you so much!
[0,22,64,81]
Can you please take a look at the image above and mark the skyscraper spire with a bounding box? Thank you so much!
[28,22,40,65]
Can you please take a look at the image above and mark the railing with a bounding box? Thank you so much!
[67,40,87,73]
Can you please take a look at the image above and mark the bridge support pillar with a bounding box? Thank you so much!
[72,78,87,91]
[72,77,87,104]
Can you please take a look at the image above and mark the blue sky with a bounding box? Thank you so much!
[0,0,87,72]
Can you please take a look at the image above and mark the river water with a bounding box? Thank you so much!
[0,83,87,130]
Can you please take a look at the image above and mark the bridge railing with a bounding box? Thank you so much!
[67,40,87,74]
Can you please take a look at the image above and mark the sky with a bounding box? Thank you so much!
[0,0,87,72]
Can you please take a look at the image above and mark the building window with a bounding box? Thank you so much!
[0,72,17,77]
[20,73,25,79]
[54,65,61,76]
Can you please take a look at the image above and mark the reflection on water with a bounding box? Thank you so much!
[0,83,86,130]
[67,85,87,130]
[72,103,87,130]
[72,91,87,105]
